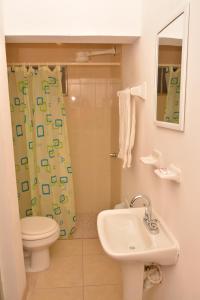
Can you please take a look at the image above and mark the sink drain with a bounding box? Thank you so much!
[129,245,136,250]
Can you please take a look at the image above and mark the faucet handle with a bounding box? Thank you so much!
[148,218,159,234]
[144,206,152,222]
[143,216,159,234]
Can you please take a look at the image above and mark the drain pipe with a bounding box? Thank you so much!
[143,264,163,290]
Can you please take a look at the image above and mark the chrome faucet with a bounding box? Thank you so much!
[129,194,159,234]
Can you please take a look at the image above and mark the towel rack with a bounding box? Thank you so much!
[117,82,147,101]
[130,82,147,100]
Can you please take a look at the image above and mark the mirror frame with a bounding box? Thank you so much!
[154,3,190,131]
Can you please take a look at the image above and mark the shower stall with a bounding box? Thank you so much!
[6,43,121,239]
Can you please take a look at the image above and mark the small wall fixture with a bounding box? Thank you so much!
[130,82,147,100]
[154,164,181,183]
[140,149,163,168]
[117,82,147,101]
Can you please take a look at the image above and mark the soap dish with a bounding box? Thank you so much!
[154,164,181,183]
[140,149,163,168]
[140,156,158,165]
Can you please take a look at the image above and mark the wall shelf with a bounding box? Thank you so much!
[7,62,121,67]
[67,62,121,66]
[140,149,163,168]
[154,164,181,183]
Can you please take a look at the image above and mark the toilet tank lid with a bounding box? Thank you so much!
[21,216,58,235]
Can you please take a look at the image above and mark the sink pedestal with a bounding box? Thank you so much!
[121,262,144,300]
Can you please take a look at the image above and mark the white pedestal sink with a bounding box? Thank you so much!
[97,208,179,300]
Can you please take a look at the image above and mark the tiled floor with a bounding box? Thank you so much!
[26,239,122,300]
[72,214,98,239]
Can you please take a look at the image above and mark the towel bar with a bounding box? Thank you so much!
[117,82,147,101]
[130,82,147,100]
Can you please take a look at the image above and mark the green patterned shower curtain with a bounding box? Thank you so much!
[164,66,181,123]
[8,65,76,239]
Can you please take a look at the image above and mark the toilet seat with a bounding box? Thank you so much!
[21,216,59,240]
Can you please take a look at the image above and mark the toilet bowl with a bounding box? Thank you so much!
[21,216,60,272]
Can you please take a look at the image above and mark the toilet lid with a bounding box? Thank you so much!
[21,216,58,236]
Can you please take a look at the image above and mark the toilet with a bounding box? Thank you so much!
[21,216,60,272]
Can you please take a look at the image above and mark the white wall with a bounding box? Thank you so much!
[0,1,26,299]
[121,0,200,299]
[2,0,141,39]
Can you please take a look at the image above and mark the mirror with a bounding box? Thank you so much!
[155,5,189,131]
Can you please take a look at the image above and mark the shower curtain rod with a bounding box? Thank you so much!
[7,62,120,66]
[8,63,70,66]
[159,63,181,67]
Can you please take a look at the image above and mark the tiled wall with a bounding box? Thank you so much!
[66,66,121,237]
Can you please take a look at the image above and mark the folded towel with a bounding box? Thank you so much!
[127,98,136,167]
[117,88,136,168]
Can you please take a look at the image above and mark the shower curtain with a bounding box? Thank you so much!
[164,66,181,123]
[8,65,76,239]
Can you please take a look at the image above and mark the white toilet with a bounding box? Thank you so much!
[21,216,60,272]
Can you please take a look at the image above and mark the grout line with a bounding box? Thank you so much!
[84,283,121,287]
[27,283,84,290]
[82,239,85,300]
[27,283,121,290]
[28,286,83,290]
[72,237,98,240]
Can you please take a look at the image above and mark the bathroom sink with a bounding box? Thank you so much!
[97,207,179,266]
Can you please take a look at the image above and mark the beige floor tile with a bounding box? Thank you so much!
[84,285,122,300]
[82,213,98,239]
[83,239,104,255]
[72,214,98,239]
[72,214,84,239]
[50,239,83,257]
[26,272,39,293]
[35,256,83,288]
[83,254,121,286]
[27,287,83,300]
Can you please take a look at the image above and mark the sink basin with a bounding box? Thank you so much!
[97,207,179,300]
[97,207,179,265]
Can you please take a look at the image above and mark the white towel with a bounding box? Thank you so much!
[127,98,136,167]
[117,89,136,168]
